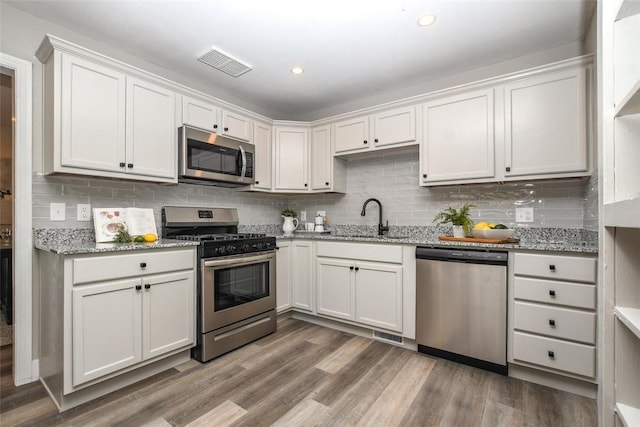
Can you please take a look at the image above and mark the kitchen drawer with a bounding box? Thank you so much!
[513,331,595,378]
[73,249,195,285]
[513,253,596,283]
[514,301,595,344]
[514,276,596,309]
[316,241,403,264]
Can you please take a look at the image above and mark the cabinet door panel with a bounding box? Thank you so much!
[222,110,252,142]
[311,126,332,190]
[316,259,354,320]
[182,96,218,132]
[274,127,308,190]
[253,122,272,189]
[126,77,176,180]
[143,271,195,359]
[422,89,495,183]
[373,106,416,147]
[292,241,314,311]
[334,116,369,153]
[504,68,588,177]
[72,279,142,386]
[275,241,292,312]
[355,262,403,332]
[61,54,126,172]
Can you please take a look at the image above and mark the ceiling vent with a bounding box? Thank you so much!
[197,47,252,78]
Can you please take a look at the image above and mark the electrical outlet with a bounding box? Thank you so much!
[515,207,534,223]
[50,202,66,221]
[300,210,306,221]
[77,204,91,221]
[317,210,326,217]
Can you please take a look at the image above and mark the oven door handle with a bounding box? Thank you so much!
[203,252,274,268]
[239,145,247,178]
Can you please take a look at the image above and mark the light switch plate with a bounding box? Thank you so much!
[515,207,534,223]
[300,210,307,221]
[50,202,66,221]
[77,204,91,221]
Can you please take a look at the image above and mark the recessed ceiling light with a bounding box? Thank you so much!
[291,66,304,75]
[417,14,436,27]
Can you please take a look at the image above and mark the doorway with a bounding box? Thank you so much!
[0,71,13,357]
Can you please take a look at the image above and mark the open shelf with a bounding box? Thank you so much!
[616,307,640,341]
[604,198,640,228]
[615,82,640,117]
[616,403,640,427]
[615,0,640,21]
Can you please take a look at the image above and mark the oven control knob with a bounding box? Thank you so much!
[217,246,225,255]
[241,244,251,251]
[226,244,236,253]
[254,242,264,250]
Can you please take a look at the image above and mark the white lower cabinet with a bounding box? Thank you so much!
[509,251,597,381]
[39,247,197,411]
[292,240,314,312]
[316,242,404,333]
[275,240,292,312]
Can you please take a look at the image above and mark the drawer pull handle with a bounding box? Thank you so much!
[350,266,354,270]
[140,262,147,268]
[549,289,556,297]
[135,285,142,291]
[549,319,556,327]
[355,266,360,271]
[144,284,151,289]
[549,264,556,271]
[548,350,555,359]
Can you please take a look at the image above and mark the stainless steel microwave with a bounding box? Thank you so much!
[178,125,255,187]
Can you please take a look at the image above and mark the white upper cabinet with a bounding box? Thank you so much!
[59,53,127,174]
[38,36,178,183]
[274,126,309,191]
[221,109,253,142]
[182,96,218,132]
[372,106,417,148]
[504,67,589,179]
[421,89,495,183]
[334,116,370,153]
[182,95,253,142]
[310,125,335,191]
[333,106,417,155]
[126,76,177,180]
[253,121,272,190]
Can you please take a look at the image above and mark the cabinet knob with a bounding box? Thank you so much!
[144,284,151,289]
[549,264,556,271]
[355,266,360,271]
[506,167,511,172]
[548,350,555,359]
[374,138,379,143]
[140,262,147,268]
[350,266,354,270]
[304,183,308,187]
[549,289,556,297]
[127,163,133,169]
[325,182,329,186]
[363,140,368,144]
[224,127,229,132]
[255,181,260,185]
[549,319,556,327]
[119,162,126,168]
[135,285,142,291]
[275,246,280,250]
[423,174,427,178]
[213,124,218,129]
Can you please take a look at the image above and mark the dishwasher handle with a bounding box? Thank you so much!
[416,246,508,266]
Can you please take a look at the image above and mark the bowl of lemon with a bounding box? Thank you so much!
[471,222,515,239]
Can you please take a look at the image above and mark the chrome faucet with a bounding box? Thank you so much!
[361,198,389,236]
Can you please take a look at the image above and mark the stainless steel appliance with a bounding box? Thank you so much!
[178,125,255,187]
[162,206,276,362]
[416,247,508,374]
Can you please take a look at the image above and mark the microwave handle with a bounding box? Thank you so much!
[239,145,247,178]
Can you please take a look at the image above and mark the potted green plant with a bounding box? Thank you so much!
[281,208,299,236]
[433,203,475,237]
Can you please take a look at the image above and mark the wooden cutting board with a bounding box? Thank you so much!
[438,236,520,244]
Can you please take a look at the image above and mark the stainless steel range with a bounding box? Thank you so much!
[162,206,277,362]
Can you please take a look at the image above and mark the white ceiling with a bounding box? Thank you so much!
[8,0,596,121]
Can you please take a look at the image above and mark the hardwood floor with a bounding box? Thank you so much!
[0,318,597,426]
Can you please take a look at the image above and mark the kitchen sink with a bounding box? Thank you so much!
[344,234,408,240]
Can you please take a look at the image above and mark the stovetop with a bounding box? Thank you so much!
[171,232,276,258]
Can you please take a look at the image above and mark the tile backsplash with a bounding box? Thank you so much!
[32,149,597,230]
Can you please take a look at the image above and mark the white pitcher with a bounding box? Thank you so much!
[282,216,299,236]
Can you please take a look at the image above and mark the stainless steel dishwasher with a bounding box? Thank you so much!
[416,247,508,375]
